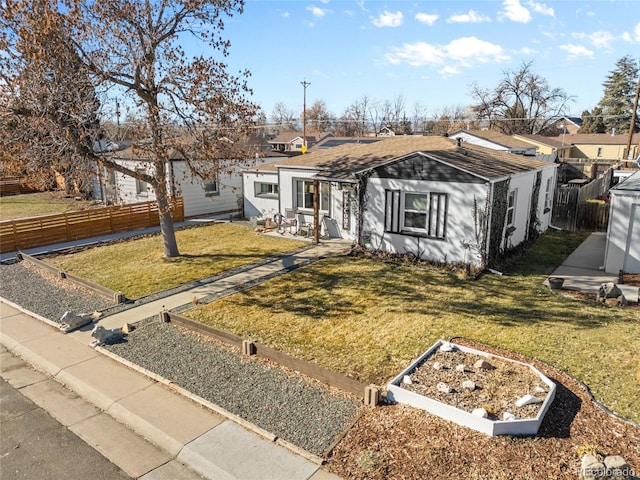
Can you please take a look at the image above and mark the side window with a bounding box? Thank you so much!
[506,189,517,226]
[135,168,148,195]
[204,178,219,196]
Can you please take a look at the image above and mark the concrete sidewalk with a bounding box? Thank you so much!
[548,232,639,300]
[1,236,351,479]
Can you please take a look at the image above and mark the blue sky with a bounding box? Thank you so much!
[216,0,640,122]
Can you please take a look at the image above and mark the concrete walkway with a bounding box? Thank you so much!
[548,232,639,300]
[1,229,351,480]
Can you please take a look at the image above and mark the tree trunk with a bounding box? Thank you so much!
[156,187,179,258]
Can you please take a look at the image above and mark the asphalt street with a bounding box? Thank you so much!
[0,352,132,480]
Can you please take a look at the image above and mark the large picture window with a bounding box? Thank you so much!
[385,189,448,239]
[295,179,329,212]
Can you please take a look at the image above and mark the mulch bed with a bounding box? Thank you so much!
[325,339,639,480]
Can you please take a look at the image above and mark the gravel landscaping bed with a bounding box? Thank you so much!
[0,262,112,321]
[105,321,361,456]
[0,260,362,457]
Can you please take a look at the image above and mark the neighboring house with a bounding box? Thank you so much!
[243,136,557,268]
[604,170,640,274]
[515,133,640,163]
[449,130,537,156]
[268,131,333,154]
[545,117,583,135]
[104,144,285,218]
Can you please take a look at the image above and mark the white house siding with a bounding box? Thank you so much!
[362,177,489,266]
[171,162,242,218]
[605,185,640,274]
[110,159,156,204]
[111,159,244,218]
[449,133,509,151]
[242,170,280,219]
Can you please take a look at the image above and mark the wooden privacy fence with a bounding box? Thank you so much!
[552,169,612,232]
[0,177,22,196]
[0,198,184,254]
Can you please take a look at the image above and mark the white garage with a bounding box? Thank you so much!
[604,170,640,274]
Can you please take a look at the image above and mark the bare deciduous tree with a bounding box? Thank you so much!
[1,0,258,257]
[469,60,571,135]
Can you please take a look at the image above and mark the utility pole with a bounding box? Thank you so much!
[624,75,640,164]
[301,79,310,154]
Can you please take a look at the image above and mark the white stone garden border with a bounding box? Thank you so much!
[386,340,556,436]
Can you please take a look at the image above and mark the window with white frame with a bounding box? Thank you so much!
[544,178,552,211]
[135,168,148,195]
[255,182,279,197]
[385,190,448,239]
[295,179,329,211]
[203,178,219,196]
[506,189,517,226]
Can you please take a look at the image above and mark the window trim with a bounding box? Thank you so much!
[506,189,517,226]
[203,178,219,197]
[135,168,148,196]
[294,178,330,212]
[255,181,279,198]
[385,189,448,240]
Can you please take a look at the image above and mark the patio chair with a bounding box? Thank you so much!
[296,213,313,237]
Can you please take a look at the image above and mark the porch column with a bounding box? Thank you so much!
[313,179,320,244]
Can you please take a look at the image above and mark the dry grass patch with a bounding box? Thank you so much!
[0,191,98,220]
[186,232,640,424]
[45,223,306,299]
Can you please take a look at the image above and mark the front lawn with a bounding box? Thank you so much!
[0,192,97,220]
[46,223,306,299]
[185,230,640,423]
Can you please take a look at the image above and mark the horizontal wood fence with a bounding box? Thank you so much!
[0,177,22,196]
[0,198,184,254]
[164,311,368,399]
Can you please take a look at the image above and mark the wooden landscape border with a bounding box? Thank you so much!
[164,311,369,399]
[17,252,125,304]
[0,198,184,254]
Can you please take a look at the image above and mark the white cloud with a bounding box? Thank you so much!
[415,12,439,26]
[373,10,403,27]
[438,65,461,78]
[446,10,491,24]
[528,1,554,17]
[590,31,615,49]
[281,11,290,19]
[385,36,509,72]
[572,30,616,50]
[559,43,594,59]
[635,22,640,42]
[499,0,532,23]
[519,47,538,54]
[307,5,327,18]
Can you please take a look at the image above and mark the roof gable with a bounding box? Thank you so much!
[372,153,483,183]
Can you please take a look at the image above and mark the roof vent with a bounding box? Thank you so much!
[456,138,462,147]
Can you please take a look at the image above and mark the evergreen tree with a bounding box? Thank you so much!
[579,107,606,133]
[598,55,639,134]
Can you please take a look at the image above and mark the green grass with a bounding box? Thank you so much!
[0,193,79,220]
[46,223,306,299]
[185,230,640,423]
